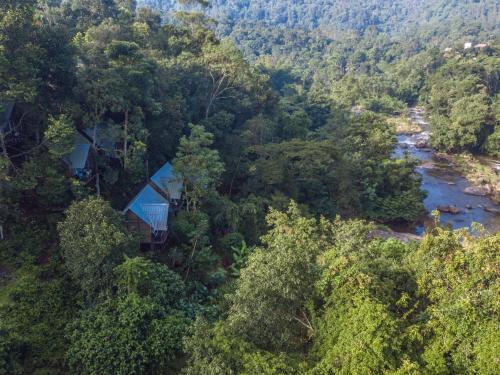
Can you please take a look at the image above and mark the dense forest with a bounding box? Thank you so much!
[0,1,499,374]
[141,0,499,40]
[143,0,500,154]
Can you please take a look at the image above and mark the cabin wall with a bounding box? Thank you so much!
[125,211,152,243]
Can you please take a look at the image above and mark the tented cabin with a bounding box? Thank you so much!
[0,102,14,134]
[150,162,183,208]
[81,124,118,158]
[63,133,92,181]
[123,184,170,245]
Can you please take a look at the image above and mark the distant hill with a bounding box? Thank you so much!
[138,0,499,42]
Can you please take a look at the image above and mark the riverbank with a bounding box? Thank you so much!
[434,153,500,204]
[392,107,499,233]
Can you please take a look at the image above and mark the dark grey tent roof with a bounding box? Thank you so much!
[0,102,14,132]
[63,134,91,170]
[81,124,117,153]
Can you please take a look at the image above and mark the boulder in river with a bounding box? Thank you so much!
[415,139,428,148]
[483,206,500,214]
[437,205,461,214]
[464,186,490,196]
[420,161,435,169]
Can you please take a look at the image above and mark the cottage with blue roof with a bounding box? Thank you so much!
[150,162,183,203]
[123,184,170,245]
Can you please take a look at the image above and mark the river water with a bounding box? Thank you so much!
[393,108,500,234]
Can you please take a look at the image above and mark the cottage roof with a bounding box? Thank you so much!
[0,102,14,132]
[81,124,117,153]
[64,134,91,170]
[150,162,183,200]
[123,184,170,232]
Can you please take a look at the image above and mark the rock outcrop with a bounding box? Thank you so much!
[464,186,491,196]
[437,205,461,214]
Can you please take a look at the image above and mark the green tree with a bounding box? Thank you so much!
[67,294,187,375]
[312,234,417,374]
[173,124,224,212]
[15,154,70,209]
[57,196,136,298]
[410,229,500,374]
[201,40,254,118]
[432,94,490,152]
[281,108,311,140]
[67,257,189,375]
[114,256,186,307]
[312,297,406,374]
[227,202,325,351]
[0,0,42,102]
[484,126,500,156]
[0,266,78,372]
[44,115,76,158]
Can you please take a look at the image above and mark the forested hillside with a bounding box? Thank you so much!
[0,1,499,374]
[141,0,499,40]
[140,0,500,156]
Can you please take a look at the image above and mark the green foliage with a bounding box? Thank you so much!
[173,124,225,212]
[217,231,244,256]
[67,294,187,375]
[312,296,405,374]
[183,318,305,375]
[484,125,500,156]
[184,204,500,374]
[432,94,490,152]
[67,257,190,375]
[114,256,186,307]
[424,54,499,153]
[227,203,326,351]
[2,1,499,373]
[228,240,253,277]
[170,210,210,247]
[0,0,42,102]
[44,115,76,158]
[0,265,78,373]
[142,1,499,44]
[410,229,500,374]
[280,107,311,140]
[0,327,22,375]
[15,154,70,209]
[0,156,17,225]
[57,196,137,298]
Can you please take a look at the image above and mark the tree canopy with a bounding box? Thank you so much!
[0,1,498,374]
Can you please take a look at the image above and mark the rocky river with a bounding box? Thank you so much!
[393,108,500,234]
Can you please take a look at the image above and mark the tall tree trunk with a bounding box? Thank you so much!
[205,96,214,119]
[0,132,8,160]
[184,183,190,212]
[92,124,100,196]
[123,110,129,168]
[228,155,241,198]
